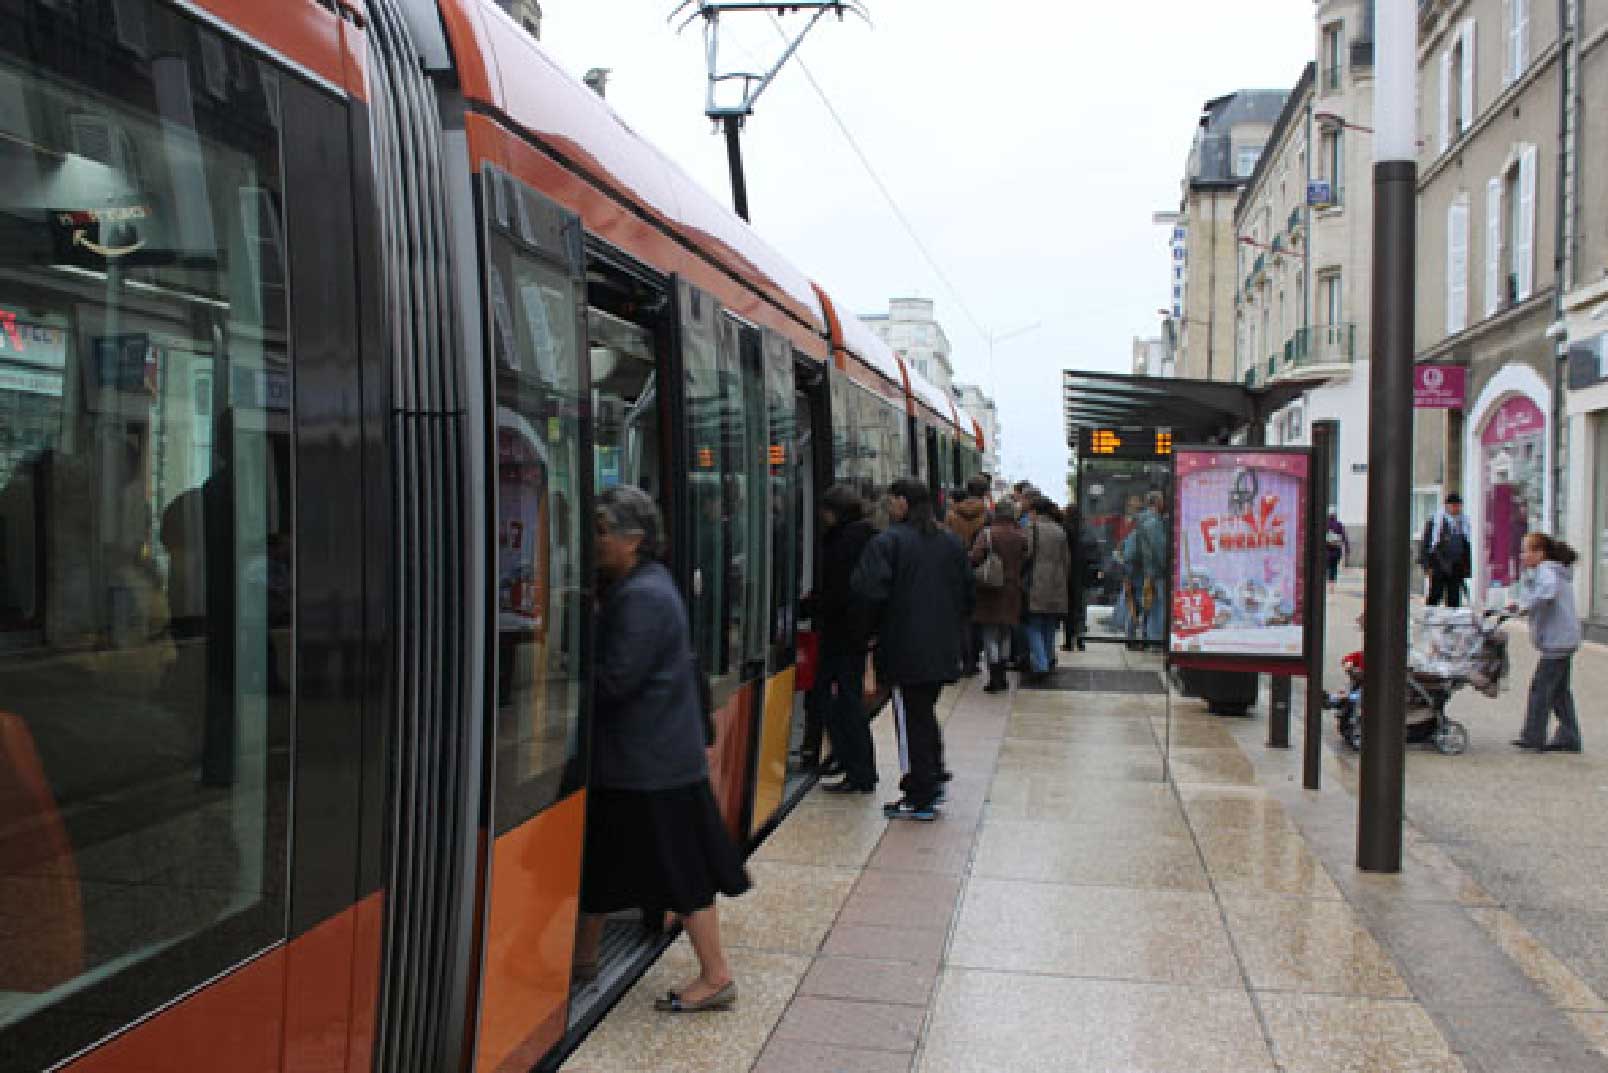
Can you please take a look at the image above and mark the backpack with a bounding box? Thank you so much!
[1435,521,1470,578]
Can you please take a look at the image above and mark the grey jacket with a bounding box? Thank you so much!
[592,560,710,791]
[1025,516,1071,614]
[1516,560,1582,657]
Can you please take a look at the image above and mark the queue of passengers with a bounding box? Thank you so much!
[574,476,1093,1016]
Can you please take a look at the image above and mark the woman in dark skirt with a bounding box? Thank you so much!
[573,486,750,1012]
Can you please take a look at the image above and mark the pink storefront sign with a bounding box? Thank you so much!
[1414,364,1467,408]
[1480,394,1545,446]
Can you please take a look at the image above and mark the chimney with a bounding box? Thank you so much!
[583,68,611,98]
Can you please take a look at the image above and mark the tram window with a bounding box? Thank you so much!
[887,398,910,485]
[738,326,769,671]
[763,336,797,670]
[679,284,749,702]
[0,12,292,1067]
[484,173,586,823]
[588,306,660,501]
[853,388,883,524]
[829,374,854,489]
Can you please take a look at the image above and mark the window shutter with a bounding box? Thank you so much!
[1485,176,1503,316]
[1515,0,1529,78]
[1447,198,1469,334]
[1460,21,1476,132]
[1439,50,1452,151]
[1504,0,1516,81]
[1516,144,1536,300]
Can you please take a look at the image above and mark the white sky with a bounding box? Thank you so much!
[538,1,1314,495]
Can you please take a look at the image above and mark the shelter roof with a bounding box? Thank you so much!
[1062,369,1316,446]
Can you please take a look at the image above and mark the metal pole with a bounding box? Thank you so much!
[1246,406,1292,747]
[722,114,750,222]
[1358,0,1417,874]
[1305,420,1335,790]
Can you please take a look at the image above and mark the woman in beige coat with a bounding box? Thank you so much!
[969,509,1030,692]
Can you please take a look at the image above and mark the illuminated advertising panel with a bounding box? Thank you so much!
[1170,447,1310,668]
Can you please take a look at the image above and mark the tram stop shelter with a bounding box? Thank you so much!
[1063,370,1317,706]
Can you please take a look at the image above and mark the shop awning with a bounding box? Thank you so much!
[1062,369,1319,446]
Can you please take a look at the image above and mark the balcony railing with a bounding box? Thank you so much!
[1281,323,1356,375]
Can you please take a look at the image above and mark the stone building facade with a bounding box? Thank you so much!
[1415,0,1566,606]
[1561,0,1608,636]
[859,297,955,397]
[1168,90,1288,382]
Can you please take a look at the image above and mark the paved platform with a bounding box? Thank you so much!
[564,617,1608,1073]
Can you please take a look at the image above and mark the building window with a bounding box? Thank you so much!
[1322,22,1344,92]
[1507,0,1529,82]
[1320,129,1344,206]
[1234,145,1264,178]
[1504,145,1537,302]
[1447,195,1471,333]
[1439,20,1476,151]
[1320,273,1343,326]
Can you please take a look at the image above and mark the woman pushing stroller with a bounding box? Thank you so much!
[1508,532,1583,754]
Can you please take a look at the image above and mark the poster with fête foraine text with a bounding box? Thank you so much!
[1170,448,1309,666]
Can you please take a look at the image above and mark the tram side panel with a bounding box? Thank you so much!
[0,3,390,1070]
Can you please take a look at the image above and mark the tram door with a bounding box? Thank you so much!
[1075,427,1174,647]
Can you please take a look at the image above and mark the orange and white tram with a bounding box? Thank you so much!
[0,2,983,1070]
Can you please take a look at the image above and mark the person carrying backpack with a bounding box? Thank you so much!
[1419,492,1471,608]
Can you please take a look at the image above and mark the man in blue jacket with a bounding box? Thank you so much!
[852,478,975,820]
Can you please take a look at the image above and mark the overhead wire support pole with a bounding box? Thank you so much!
[672,1,869,221]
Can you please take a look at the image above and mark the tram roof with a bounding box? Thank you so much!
[1062,369,1315,445]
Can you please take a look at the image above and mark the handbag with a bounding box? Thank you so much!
[974,527,1005,589]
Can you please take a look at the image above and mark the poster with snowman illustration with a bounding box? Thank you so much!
[1170,448,1310,665]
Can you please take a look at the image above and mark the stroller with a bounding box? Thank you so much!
[1324,607,1513,756]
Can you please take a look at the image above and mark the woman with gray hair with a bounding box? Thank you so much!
[573,485,750,1012]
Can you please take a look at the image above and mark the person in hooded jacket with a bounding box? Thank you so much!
[1022,496,1071,680]
[945,475,991,675]
[853,478,974,820]
[970,506,1029,692]
[1509,532,1584,753]
[807,484,879,792]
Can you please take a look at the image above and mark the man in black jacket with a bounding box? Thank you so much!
[808,485,879,792]
[1419,492,1471,607]
[853,478,975,820]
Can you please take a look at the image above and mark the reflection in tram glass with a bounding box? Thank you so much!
[0,17,293,1068]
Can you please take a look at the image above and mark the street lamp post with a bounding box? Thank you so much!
[1358,0,1418,874]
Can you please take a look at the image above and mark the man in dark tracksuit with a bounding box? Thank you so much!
[852,478,975,820]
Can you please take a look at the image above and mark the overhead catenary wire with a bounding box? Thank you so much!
[768,15,990,344]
